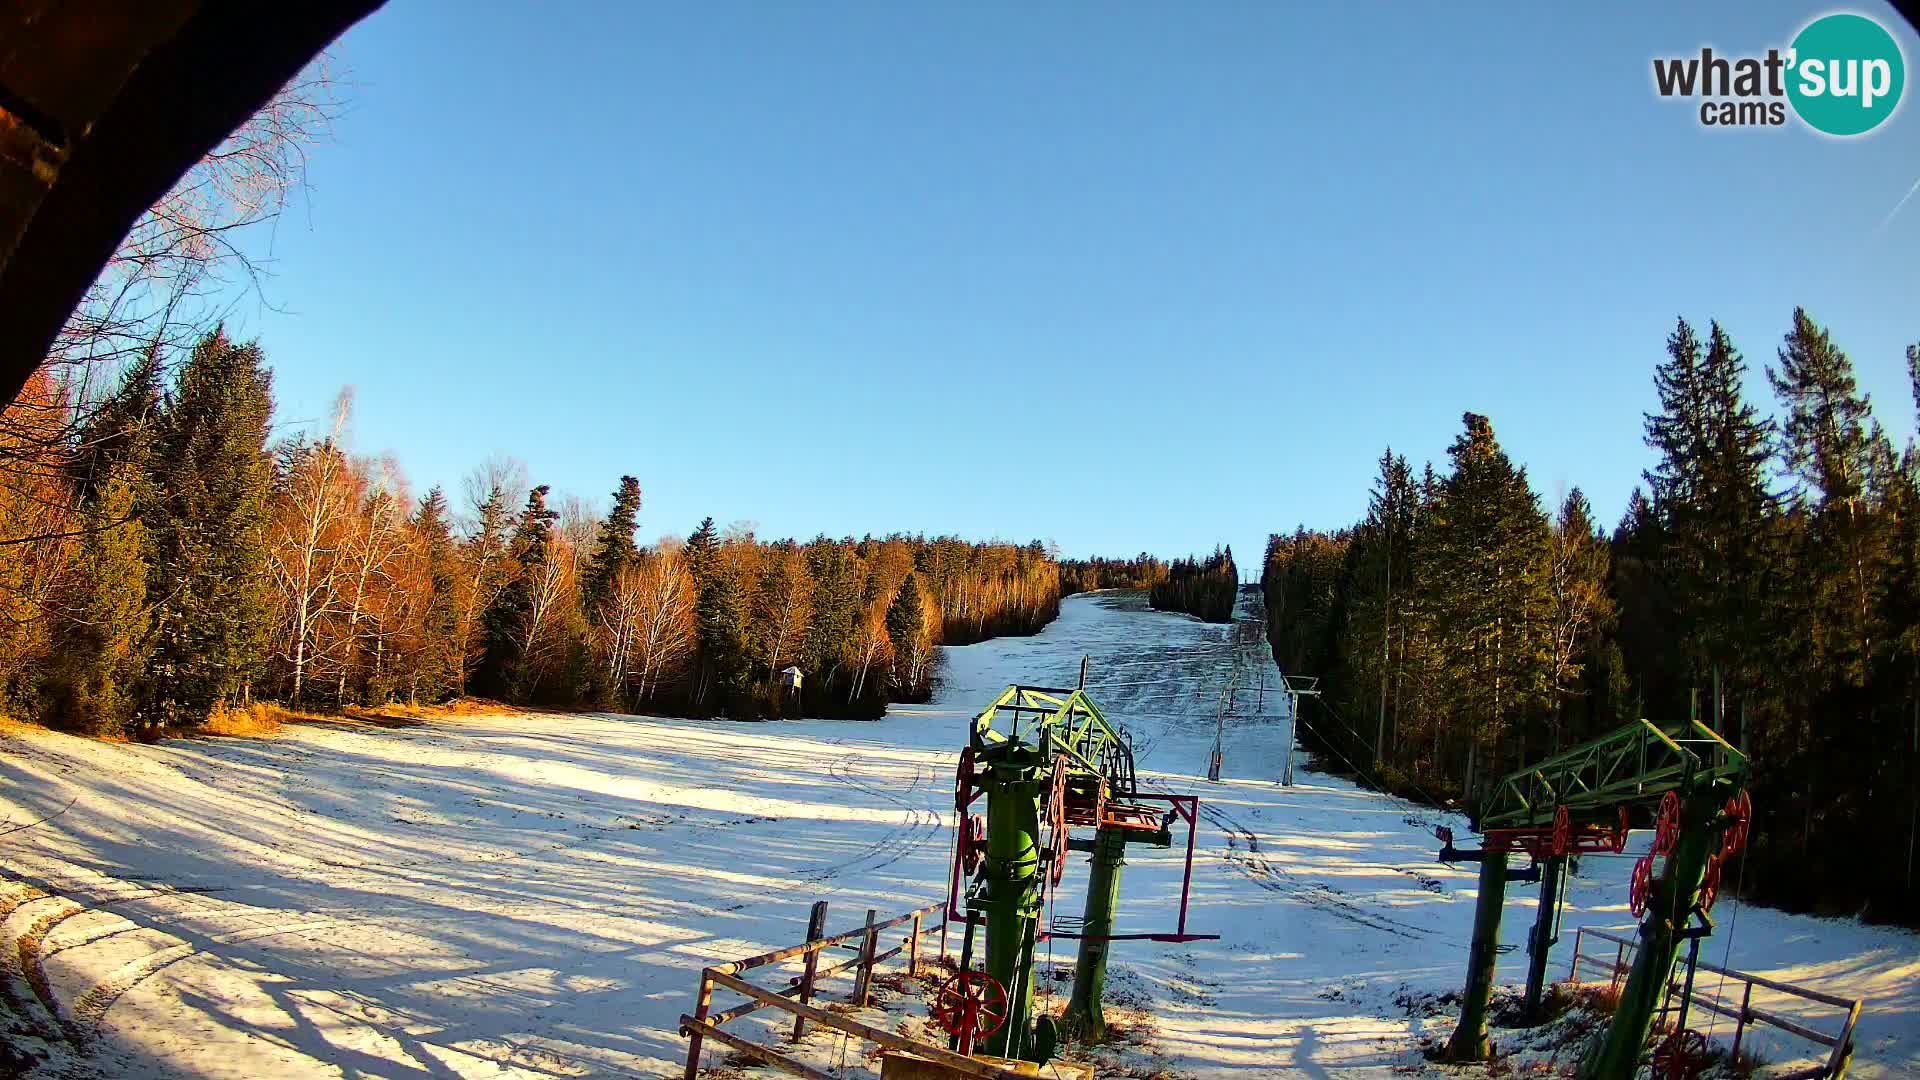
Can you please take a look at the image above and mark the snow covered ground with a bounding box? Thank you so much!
[0,591,1915,1078]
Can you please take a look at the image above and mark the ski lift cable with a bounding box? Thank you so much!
[1704,847,1751,1041]
[1301,694,1454,813]
[1289,712,1444,832]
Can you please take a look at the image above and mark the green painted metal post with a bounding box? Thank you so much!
[1523,855,1565,1022]
[1580,794,1719,1080]
[982,753,1042,1060]
[1062,824,1127,1040]
[1444,849,1509,1062]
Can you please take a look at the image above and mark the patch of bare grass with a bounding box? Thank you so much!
[199,702,314,738]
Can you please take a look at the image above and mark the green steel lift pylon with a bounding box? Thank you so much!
[1433,717,1749,1075]
[948,684,1210,1061]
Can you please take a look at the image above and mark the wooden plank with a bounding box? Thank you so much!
[1575,955,1624,976]
[683,974,714,1080]
[707,980,804,1028]
[1827,1000,1861,1078]
[1747,1005,1840,1048]
[853,909,879,1006]
[793,900,829,1041]
[714,901,943,975]
[909,913,922,977]
[808,942,904,983]
[1575,927,1858,1008]
[679,1017,836,1080]
[1728,971,1857,1010]
[706,970,1033,1080]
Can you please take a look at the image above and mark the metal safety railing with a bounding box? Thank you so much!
[1567,926,1863,1079]
[679,898,1034,1080]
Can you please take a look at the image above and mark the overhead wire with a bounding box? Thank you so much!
[1304,693,1454,812]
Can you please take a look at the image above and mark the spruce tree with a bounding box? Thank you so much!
[578,476,642,707]
[475,485,557,700]
[41,465,152,734]
[683,517,722,705]
[142,329,276,731]
[1425,412,1552,787]
[458,481,515,693]
[580,475,642,616]
[1642,318,1778,701]
[803,538,861,694]
[1769,309,1892,682]
[699,543,757,710]
[71,345,162,504]
[413,487,463,700]
[1547,488,1615,750]
[887,574,927,697]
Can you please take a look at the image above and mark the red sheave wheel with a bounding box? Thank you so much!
[954,746,977,814]
[931,970,1009,1040]
[1721,790,1752,860]
[960,813,986,875]
[1698,854,1722,913]
[1629,854,1655,918]
[1047,756,1070,887]
[1612,806,1631,854]
[1652,1028,1709,1079]
[1653,791,1682,857]
[1552,805,1572,857]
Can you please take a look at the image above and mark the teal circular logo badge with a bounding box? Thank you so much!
[1788,13,1905,136]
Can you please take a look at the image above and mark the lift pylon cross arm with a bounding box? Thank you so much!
[1476,718,1748,831]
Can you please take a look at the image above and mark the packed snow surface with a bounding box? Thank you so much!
[1,592,1915,1077]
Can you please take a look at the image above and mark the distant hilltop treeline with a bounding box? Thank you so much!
[0,328,1062,736]
[1264,308,1920,924]
[1057,548,1239,624]
[1151,547,1238,623]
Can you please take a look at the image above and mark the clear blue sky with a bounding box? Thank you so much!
[231,2,1920,569]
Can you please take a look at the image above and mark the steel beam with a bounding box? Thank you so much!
[1443,850,1509,1062]
[1062,824,1127,1040]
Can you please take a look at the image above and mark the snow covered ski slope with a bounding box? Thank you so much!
[1,592,1916,1077]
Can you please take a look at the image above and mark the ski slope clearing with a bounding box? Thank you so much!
[1,592,1916,1077]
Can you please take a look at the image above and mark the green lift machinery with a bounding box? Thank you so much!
[1434,718,1751,1078]
[941,685,1210,1061]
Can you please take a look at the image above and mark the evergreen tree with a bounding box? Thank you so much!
[475,485,557,700]
[458,481,515,692]
[1547,488,1616,750]
[1345,449,1416,761]
[413,487,463,701]
[755,541,814,712]
[71,345,163,504]
[41,466,152,734]
[802,534,864,680]
[580,475,642,616]
[1425,412,1552,788]
[1642,318,1779,702]
[886,573,929,697]
[578,476,642,706]
[681,517,755,711]
[1769,309,1892,683]
[142,329,276,731]
[683,516,721,704]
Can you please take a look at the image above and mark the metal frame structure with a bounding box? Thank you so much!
[1435,718,1750,1079]
[947,684,1214,1061]
[1476,718,1749,832]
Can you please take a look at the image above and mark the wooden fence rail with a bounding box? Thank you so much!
[682,898,1013,1080]
[1567,926,1863,1079]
